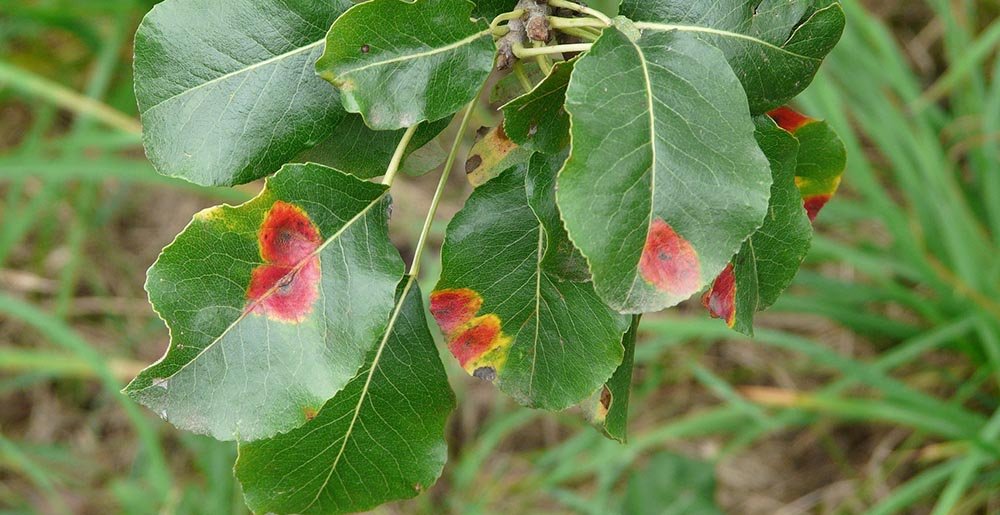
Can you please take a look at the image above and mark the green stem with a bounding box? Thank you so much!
[547,0,613,26]
[490,9,525,33]
[408,101,477,278]
[554,26,600,42]
[514,42,592,58]
[548,16,608,30]
[381,124,421,186]
[532,41,554,74]
[513,61,535,92]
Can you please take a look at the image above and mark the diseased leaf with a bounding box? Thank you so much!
[465,125,533,187]
[502,58,575,154]
[582,315,638,442]
[619,0,846,113]
[134,0,351,186]
[558,28,772,314]
[298,116,451,179]
[622,453,723,515]
[702,117,811,335]
[316,0,495,130]
[431,159,630,410]
[769,107,847,221]
[125,163,404,441]
[236,278,454,515]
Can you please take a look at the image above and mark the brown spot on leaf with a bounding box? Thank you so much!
[361,44,370,53]
[465,154,483,175]
[303,406,319,421]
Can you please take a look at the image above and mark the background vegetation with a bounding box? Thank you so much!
[2,0,1000,513]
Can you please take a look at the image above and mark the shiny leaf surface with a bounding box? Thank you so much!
[125,163,404,441]
[558,28,772,314]
[431,159,629,410]
[619,0,846,113]
[236,279,454,514]
[134,0,351,186]
[317,0,495,129]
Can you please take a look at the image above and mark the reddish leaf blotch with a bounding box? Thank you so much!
[246,202,322,323]
[429,289,511,377]
[768,106,815,133]
[701,263,736,327]
[803,194,832,222]
[639,219,701,298]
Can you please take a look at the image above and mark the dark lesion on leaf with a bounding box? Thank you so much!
[361,44,370,53]
[473,366,497,382]
[465,154,484,174]
[600,385,612,411]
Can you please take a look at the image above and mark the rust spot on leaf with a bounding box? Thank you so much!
[803,194,831,222]
[430,289,511,375]
[768,106,815,133]
[639,219,701,297]
[702,263,736,327]
[246,202,322,323]
[259,201,321,266]
[303,406,319,421]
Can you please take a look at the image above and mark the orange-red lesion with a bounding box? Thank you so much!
[429,288,511,378]
[701,263,737,327]
[803,194,832,222]
[768,106,815,133]
[639,218,702,298]
[245,201,323,323]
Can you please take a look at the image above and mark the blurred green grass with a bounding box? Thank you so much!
[2,1,1000,514]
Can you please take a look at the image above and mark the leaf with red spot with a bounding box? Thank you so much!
[432,155,630,410]
[236,278,455,514]
[125,163,404,441]
[702,116,813,334]
[558,28,773,314]
[768,107,847,221]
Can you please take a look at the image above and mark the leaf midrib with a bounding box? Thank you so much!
[132,188,390,395]
[632,22,820,62]
[302,275,417,512]
[333,29,491,78]
[142,40,326,113]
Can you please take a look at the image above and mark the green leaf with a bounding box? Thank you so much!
[582,314,638,442]
[297,116,451,179]
[702,116,812,335]
[316,0,495,130]
[768,107,847,221]
[134,0,351,186]
[472,0,519,20]
[125,163,404,441]
[235,278,454,515]
[502,58,575,155]
[619,0,846,113]
[558,28,772,314]
[431,158,630,410]
[622,452,723,515]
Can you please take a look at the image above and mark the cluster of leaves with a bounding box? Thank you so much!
[127,0,846,512]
